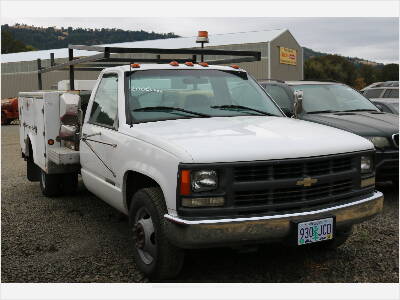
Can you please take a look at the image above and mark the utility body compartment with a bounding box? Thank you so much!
[19,91,82,174]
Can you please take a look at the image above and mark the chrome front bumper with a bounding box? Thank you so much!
[164,191,384,248]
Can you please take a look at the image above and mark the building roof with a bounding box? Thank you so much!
[1,28,287,63]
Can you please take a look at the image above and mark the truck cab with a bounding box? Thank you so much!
[19,46,384,280]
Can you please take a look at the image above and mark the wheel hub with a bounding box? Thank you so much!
[135,223,145,249]
[133,210,156,265]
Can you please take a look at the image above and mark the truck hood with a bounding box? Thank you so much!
[302,111,399,137]
[131,116,373,163]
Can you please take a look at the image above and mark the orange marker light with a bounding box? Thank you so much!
[48,139,54,145]
[185,62,194,67]
[198,62,209,67]
[231,64,240,69]
[130,63,141,68]
[180,170,191,195]
[198,31,209,38]
[169,61,179,66]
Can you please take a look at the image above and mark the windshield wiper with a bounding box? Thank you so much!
[306,110,338,114]
[340,109,378,112]
[133,106,210,117]
[211,105,275,116]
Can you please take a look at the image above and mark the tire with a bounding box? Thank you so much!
[39,169,62,197]
[313,226,353,250]
[129,187,184,280]
[61,173,78,195]
[392,176,399,188]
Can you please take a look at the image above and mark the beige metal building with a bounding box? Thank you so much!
[1,29,303,98]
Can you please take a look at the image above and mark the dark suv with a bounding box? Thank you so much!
[259,80,399,184]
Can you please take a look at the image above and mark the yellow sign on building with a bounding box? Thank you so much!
[279,47,297,66]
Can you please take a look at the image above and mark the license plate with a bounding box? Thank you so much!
[297,217,334,245]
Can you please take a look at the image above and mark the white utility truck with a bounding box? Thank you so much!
[19,45,383,279]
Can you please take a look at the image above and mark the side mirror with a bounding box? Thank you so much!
[293,90,304,118]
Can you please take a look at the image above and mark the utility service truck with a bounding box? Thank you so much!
[19,45,384,280]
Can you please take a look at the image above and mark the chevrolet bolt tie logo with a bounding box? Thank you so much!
[296,177,318,187]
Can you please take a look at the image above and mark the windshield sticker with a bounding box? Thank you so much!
[132,87,162,94]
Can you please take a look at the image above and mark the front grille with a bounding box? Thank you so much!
[230,154,359,214]
[178,152,373,218]
[234,179,354,212]
[392,133,399,148]
[234,156,353,181]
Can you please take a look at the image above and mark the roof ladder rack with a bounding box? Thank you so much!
[37,45,262,90]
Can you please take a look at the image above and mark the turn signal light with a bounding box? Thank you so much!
[48,139,54,145]
[231,64,240,69]
[180,170,191,195]
[198,62,209,67]
[169,61,179,66]
[130,63,141,68]
[185,62,194,67]
[361,177,375,188]
[182,197,225,208]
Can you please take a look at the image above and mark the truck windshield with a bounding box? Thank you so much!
[292,84,379,113]
[126,69,283,123]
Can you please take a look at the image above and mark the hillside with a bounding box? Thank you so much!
[303,47,383,67]
[1,24,397,89]
[1,24,179,53]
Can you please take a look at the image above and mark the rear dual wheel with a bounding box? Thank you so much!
[39,170,78,197]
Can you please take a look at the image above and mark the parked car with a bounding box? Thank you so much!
[361,81,399,99]
[1,97,19,125]
[19,46,384,280]
[370,98,399,115]
[259,80,399,184]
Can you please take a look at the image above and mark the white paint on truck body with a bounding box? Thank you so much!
[20,65,375,217]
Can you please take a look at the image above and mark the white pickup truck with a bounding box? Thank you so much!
[19,46,383,280]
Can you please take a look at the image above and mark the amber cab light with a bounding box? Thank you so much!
[185,62,194,67]
[198,62,209,67]
[231,64,240,69]
[169,61,179,66]
[198,31,208,38]
[180,170,191,195]
[130,63,141,68]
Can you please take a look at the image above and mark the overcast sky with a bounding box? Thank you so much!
[2,17,398,64]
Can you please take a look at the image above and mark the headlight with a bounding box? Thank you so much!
[191,170,218,192]
[360,156,373,173]
[367,136,390,149]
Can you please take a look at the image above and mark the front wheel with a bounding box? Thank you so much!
[39,170,62,197]
[129,187,184,280]
[392,176,399,188]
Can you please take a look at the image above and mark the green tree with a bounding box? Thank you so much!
[380,64,399,81]
[358,64,378,85]
[1,30,36,54]
[304,55,357,86]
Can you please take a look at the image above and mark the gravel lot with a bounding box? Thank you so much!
[1,125,398,282]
